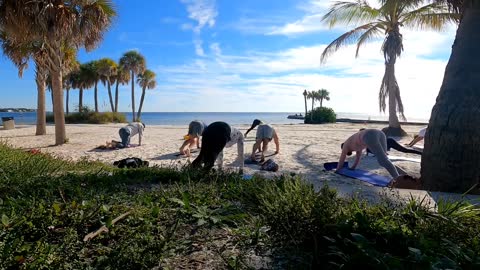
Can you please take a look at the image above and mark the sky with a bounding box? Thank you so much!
[0,0,457,120]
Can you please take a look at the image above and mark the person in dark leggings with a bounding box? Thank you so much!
[366,138,422,156]
[338,129,406,178]
[191,121,244,172]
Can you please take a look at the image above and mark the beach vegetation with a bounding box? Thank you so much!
[305,107,337,124]
[320,0,457,137]
[46,106,127,124]
[136,69,157,121]
[0,0,117,145]
[317,88,330,108]
[2,144,478,268]
[119,51,147,122]
[421,0,480,193]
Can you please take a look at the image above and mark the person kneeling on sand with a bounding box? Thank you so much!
[406,126,427,147]
[179,120,206,157]
[118,122,145,148]
[245,119,280,162]
[337,129,407,178]
[191,121,244,173]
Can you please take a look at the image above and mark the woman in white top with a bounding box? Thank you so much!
[191,121,244,172]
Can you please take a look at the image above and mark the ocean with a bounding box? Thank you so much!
[0,112,429,126]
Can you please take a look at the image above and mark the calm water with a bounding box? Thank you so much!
[0,111,429,125]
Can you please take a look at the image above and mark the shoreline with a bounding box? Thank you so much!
[2,117,429,127]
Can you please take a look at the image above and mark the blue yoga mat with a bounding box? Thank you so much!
[323,162,391,187]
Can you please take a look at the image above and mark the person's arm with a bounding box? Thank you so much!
[407,136,423,147]
[336,149,348,171]
[351,150,362,169]
[273,130,280,154]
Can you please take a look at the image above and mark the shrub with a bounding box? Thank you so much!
[47,111,127,124]
[305,107,336,124]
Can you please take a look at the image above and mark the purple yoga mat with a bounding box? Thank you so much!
[323,162,391,187]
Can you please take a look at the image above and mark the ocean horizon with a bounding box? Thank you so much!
[0,111,430,126]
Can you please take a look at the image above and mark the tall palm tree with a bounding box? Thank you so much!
[112,66,130,113]
[317,89,330,108]
[0,34,49,136]
[119,51,146,122]
[90,60,101,113]
[421,0,479,193]
[320,0,456,136]
[136,69,157,121]
[0,0,117,145]
[78,62,96,112]
[307,91,316,121]
[97,58,117,112]
[303,89,308,117]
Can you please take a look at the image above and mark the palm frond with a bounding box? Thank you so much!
[355,25,383,57]
[321,22,381,63]
[322,1,381,28]
[402,3,460,29]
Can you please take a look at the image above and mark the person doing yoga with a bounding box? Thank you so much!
[179,120,206,157]
[245,119,279,162]
[191,121,244,172]
[406,126,427,147]
[337,129,405,178]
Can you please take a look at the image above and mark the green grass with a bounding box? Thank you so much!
[1,143,480,269]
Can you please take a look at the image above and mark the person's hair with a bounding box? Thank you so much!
[359,128,365,131]
[245,119,263,137]
[142,122,146,129]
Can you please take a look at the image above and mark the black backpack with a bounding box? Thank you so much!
[113,157,149,168]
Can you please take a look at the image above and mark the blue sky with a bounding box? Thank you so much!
[0,0,456,119]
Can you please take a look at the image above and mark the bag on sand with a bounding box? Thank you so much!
[260,159,279,172]
[388,175,421,190]
[113,157,149,169]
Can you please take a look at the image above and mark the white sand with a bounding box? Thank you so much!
[1,123,431,198]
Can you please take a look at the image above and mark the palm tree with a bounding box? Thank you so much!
[320,0,456,136]
[78,62,96,112]
[307,91,316,121]
[119,51,146,122]
[303,89,308,117]
[0,0,117,145]
[97,58,118,112]
[136,69,157,121]
[112,66,131,113]
[0,34,49,136]
[91,60,101,113]
[317,89,330,108]
[420,0,479,193]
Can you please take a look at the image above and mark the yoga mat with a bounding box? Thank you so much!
[243,174,253,180]
[388,155,421,163]
[323,162,391,187]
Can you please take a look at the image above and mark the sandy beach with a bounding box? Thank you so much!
[0,123,426,197]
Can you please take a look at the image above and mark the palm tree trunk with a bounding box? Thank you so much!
[107,80,115,112]
[51,69,66,145]
[94,80,99,113]
[388,82,400,129]
[131,71,136,122]
[421,3,480,193]
[137,87,146,121]
[115,80,120,112]
[35,71,47,136]
[66,88,70,115]
[311,98,314,121]
[304,95,307,117]
[320,98,323,108]
[79,88,84,113]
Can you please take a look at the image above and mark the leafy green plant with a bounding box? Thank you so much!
[305,107,336,124]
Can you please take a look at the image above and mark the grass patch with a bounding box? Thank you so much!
[1,144,479,269]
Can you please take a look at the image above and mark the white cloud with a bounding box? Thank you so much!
[148,27,455,119]
[180,0,217,56]
[268,13,327,35]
